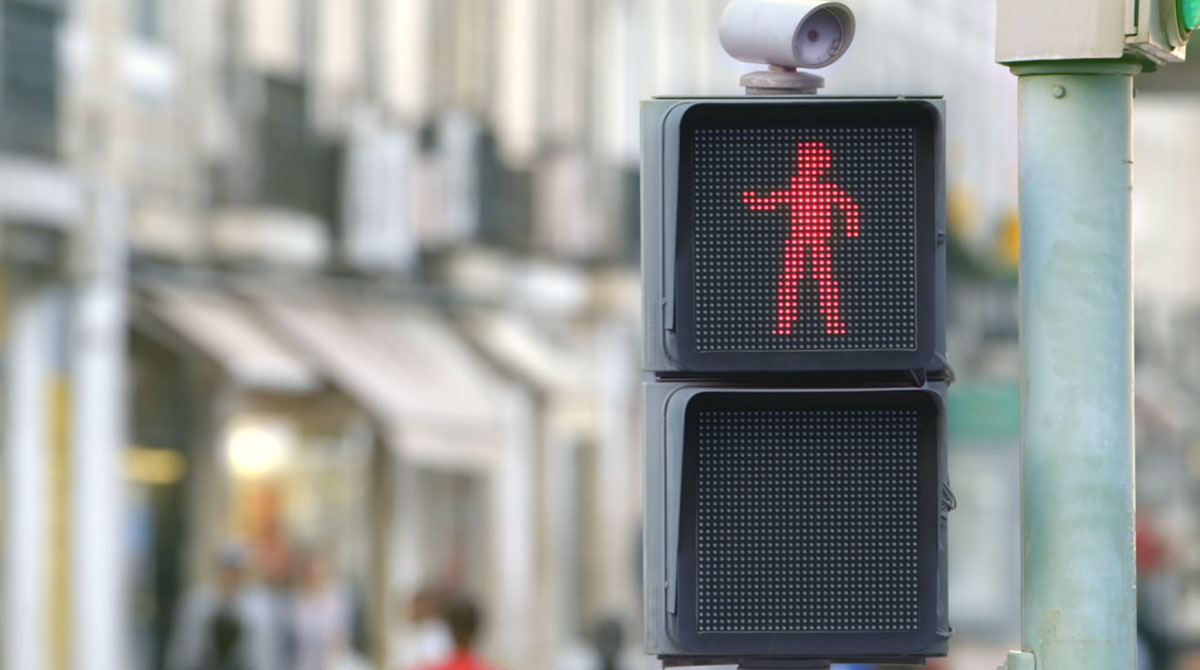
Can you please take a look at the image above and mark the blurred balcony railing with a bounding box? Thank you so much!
[258,76,339,223]
[0,0,60,159]
[212,74,340,230]
[477,131,534,252]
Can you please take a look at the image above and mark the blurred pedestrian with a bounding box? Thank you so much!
[258,542,299,670]
[1137,512,1175,670]
[415,595,490,670]
[592,616,625,670]
[291,550,353,670]
[396,587,453,669]
[167,544,279,670]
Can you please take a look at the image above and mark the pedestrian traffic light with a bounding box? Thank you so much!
[643,100,947,376]
[642,98,951,666]
[1181,0,1200,33]
[1149,0,1200,57]
[644,383,950,664]
[1121,0,1198,62]
[997,0,1195,65]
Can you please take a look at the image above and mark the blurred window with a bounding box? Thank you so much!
[0,0,60,157]
[133,0,163,43]
[258,75,340,225]
[477,131,534,251]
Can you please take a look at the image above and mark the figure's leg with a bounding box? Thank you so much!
[774,237,804,335]
[811,242,847,335]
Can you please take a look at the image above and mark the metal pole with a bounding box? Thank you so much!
[1013,61,1140,670]
[70,178,128,670]
[2,278,53,670]
[70,1,128,666]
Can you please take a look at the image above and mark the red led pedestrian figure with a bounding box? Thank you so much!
[742,141,861,336]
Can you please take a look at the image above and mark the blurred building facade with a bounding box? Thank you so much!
[2,1,650,668]
[1131,55,1200,662]
[0,2,113,670]
[1,0,1198,669]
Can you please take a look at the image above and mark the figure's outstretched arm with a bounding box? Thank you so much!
[742,190,787,211]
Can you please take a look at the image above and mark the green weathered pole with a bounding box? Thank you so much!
[1011,61,1140,669]
[995,0,1193,665]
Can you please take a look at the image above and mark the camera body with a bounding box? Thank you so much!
[718,0,856,70]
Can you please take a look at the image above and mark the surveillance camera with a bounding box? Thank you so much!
[719,0,856,70]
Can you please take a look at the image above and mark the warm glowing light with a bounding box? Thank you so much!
[226,418,292,479]
[741,141,861,336]
[125,447,188,485]
[691,121,919,355]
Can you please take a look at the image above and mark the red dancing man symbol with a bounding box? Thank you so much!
[742,141,861,336]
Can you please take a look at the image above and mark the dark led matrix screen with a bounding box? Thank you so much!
[691,125,919,353]
[695,407,920,632]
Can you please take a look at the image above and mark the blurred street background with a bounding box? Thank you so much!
[0,0,1198,669]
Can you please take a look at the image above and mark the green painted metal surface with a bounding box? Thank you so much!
[949,380,1020,442]
[1015,67,1137,670]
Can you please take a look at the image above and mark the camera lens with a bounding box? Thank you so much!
[794,7,847,68]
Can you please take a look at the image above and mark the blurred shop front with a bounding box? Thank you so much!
[447,253,646,670]
[127,276,539,670]
[129,280,366,668]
